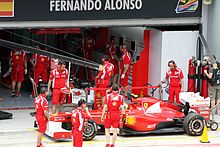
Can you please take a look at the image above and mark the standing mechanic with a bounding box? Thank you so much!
[119,44,132,99]
[106,35,119,85]
[71,99,91,147]
[30,48,50,96]
[47,60,69,114]
[34,87,49,147]
[96,55,114,106]
[80,29,95,82]
[9,49,27,97]
[30,47,50,85]
[161,60,184,104]
[101,84,125,147]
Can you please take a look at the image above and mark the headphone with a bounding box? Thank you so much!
[168,60,176,67]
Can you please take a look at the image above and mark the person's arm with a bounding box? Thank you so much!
[44,110,49,120]
[84,107,92,119]
[47,80,52,95]
[204,69,213,79]
[180,79,184,91]
[101,104,108,122]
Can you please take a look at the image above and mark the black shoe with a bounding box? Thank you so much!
[11,90,15,97]
[30,112,36,117]
[34,120,38,128]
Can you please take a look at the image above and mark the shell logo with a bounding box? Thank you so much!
[143,102,148,109]
[112,102,117,106]
[125,116,136,125]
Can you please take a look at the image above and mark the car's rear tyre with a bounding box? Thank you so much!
[183,113,204,136]
[210,121,218,131]
[83,120,98,141]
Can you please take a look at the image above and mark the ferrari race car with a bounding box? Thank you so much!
[45,88,207,141]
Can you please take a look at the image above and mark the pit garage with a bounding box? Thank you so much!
[1,0,219,146]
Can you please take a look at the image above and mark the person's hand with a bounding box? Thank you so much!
[121,73,125,79]
[101,115,105,122]
[45,90,49,96]
[204,70,208,75]
[24,69,27,74]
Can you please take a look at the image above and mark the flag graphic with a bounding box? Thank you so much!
[0,0,14,17]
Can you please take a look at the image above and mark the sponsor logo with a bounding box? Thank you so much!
[175,0,198,13]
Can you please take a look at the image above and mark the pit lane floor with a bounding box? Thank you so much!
[1,109,220,147]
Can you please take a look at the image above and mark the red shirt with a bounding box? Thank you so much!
[120,51,132,75]
[165,67,184,87]
[83,36,95,52]
[49,68,68,89]
[106,42,117,64]
[97,61,114,81]
[10,50,26,71]
[104,91,124,112]
[71,108,91,131]
[35,94,49,116]
[30,53,50,69]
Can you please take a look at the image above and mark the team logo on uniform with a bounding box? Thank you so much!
[175,0,198,13]
[0,0,14,17]
[112,102,117,106]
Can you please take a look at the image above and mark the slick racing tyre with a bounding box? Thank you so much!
[83,120,98,141]
[183,113,204,136]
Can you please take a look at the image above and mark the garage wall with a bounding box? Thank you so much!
[161,31,199,100]
[207,0,220,60]
[148,29,163,98]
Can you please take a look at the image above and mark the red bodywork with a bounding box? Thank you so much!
[49,96,185,137]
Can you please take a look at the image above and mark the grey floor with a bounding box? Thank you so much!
[1,86,220,147]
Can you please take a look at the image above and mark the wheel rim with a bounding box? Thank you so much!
[83,123,94,137]
[191,119,203,133]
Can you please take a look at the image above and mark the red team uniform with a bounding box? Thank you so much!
[49,68,68,105]
[96,61,114,97]
[71,108,91,147]
[10,50,26,82]
[104,91,124,128]
[119,51,132,87]
[30,53,50,85]
[35,94,49,133]
[106,42,119,75]
[165,68,184,104]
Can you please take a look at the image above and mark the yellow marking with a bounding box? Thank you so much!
[0,2,13,11]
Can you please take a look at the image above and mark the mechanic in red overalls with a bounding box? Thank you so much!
[34,87,49,147]
[9,49,27,97]
[106,35,119,85]
[71,99,91,147]
[161,60,184,104]
[80,29,95,82]
[119,44,132,99]
[47,60,68,114]
[101,84,125,147]
[96,55,114,106]
[30,48,50,96]
[30,47,50,85]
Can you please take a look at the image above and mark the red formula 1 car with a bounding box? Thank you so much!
[47,91,205,141]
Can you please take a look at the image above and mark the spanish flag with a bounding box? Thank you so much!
[0,0,14,17]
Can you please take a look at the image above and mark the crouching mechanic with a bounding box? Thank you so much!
[34,87,49,147]
[47,60,68,114]
[101,84,125,147]
[71,99,92,147]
